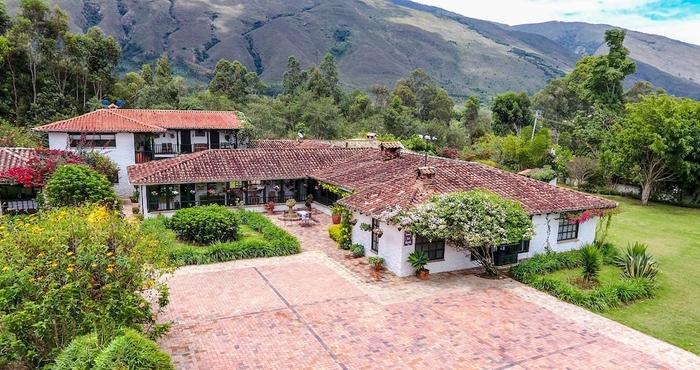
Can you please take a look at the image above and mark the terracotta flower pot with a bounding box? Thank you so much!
[331,214,341,224]
[418,270,429,280]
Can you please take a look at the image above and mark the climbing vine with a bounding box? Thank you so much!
[317,181,355,197]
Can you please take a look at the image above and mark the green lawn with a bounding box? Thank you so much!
[600,196,700,354]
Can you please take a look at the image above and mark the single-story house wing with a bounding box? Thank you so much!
[309,146,617,276]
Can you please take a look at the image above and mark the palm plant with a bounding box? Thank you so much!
[579,243,602,283]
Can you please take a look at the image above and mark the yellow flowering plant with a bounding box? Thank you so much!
[0,204,172,369]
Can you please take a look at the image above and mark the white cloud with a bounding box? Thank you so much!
[411,0,700,46]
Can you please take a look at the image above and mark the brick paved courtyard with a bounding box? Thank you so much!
[157,212,700,369]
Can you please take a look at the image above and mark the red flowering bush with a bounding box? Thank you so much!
[1,149,85,188]
[441,148,458,159]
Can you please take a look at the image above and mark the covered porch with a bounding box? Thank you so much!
[140,178,314,214]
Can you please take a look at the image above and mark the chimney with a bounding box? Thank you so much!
[416,167,436,189]
[380,142,403,161]
[366,132,377,140]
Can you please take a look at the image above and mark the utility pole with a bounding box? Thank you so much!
[531,109,541,141]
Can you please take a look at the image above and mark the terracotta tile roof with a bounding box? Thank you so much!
[33,109,244,133]
[379,142,403,149]
[250,139,384,149]
[0,148,36,183]
[127,148,369,185]
[113,110,244,130]
[250,140,334,149]
[310,150,617,216]
[33,110,166,133]
[0,148,35,172]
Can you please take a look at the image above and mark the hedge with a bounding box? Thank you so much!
[166,210,300,265]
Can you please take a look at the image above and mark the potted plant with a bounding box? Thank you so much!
[330,203,343,224]
[305,194,314,211]
[368,256,384,271]
[351,243,365,257]
[131,205,140,215]
[130,190,139,203]
[264,201,275,214]
[408,251,430,279]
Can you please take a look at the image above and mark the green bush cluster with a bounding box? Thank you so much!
[166,210,300,265]
[54,329,173,370]
[529,275,655,311]
[168,205,240,245]
[350,243,364,257]
[44,164,119,209]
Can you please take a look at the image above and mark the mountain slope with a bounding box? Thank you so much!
[512,21,700,98]
[5,0,700,100]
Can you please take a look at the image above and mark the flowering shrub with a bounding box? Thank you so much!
[0,205,171,369]
[380,190,534,276]
[81,151,120,184]
[44,164,119,209]
[168,205,240,245]
[0,120,42,148]
[564,208,606,224]
[2,149,85,188]
[441,148,458,159]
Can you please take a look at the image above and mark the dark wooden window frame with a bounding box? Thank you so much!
[557,218,579,241]
[414,235,445,261]
[370,218,380,253]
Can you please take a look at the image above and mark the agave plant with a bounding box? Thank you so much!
[579,243,602,283]
[615,242,660,281]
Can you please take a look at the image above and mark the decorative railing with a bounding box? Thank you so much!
[1,199,39,215]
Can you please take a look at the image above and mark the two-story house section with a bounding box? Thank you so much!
[33,108,246,197]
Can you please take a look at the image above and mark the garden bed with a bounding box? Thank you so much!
[142,209,301,266]
[508,244,658,311]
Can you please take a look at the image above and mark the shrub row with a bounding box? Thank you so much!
[167,205,239,245]
[508,243,619,283]
[529,275,656,311]
[168,210,300,265]
[328,224,342,243]
[508,250,581,283]
[54,329,173,370]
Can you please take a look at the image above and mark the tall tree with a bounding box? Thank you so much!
[208,59,264,105]
[154,52,172,86]
[604,95,700,205]
[461,95,480,129]
[319,53,341,102]
[582,29,636,110]
[491,91,533,135]
[282,56,307,96]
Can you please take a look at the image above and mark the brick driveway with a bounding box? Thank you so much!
[158,213,700,369]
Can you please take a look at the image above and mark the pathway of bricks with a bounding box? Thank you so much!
[157,211,700,369]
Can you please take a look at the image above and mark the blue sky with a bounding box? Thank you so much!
[411,0,700,46]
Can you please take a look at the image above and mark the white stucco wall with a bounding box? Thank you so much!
[350,210,599,277]
[350,212,478,277]
[522,213,597,259]
[47,132,136,198]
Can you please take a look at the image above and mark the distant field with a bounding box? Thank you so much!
[600,196,700,355]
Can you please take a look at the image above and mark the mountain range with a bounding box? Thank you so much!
[5,0,700,100]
